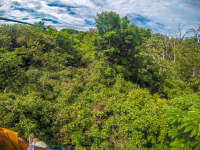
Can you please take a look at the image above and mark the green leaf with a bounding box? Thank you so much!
[190,140,200,148]
[170,141,178,147]
[182,115,194,122]
[179,120,192,129]
[194,143,200,150]
[166,115,176,120]
[184,123,195,133]
[166,109,179,115]
[171,117,178,124]
[195,109,199,114]
[190,125,198,137]
[178,117,182,122]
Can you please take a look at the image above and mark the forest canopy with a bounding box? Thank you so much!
[0,11,200,150]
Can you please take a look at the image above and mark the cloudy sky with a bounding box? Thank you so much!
[0,0,199,37]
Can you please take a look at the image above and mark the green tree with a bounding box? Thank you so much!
[60,28,79,34]
[176,40,200,92]
[0,48,25,92]
[95,11,121,34]
[34,21,45,29]
[121,16,130,30]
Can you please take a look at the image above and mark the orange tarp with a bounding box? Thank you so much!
[0,127,21,150]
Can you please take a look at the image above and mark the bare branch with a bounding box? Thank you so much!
[182,31,188,39]
[177,22,189,40]
[189,28,196,32]
[168,29,172,38]
[197,24,200,44]
[187,24,200,45]
[178,22,186,39]
[197,24,200,32]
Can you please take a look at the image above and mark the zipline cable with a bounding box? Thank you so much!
[0,17,46,29]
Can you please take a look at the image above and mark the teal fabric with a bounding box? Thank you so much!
[46,145,65,150]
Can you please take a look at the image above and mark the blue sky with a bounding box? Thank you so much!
[0,0,199,37]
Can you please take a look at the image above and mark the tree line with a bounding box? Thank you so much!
[0,11,200,149]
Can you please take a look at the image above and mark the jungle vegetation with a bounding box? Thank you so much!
[0,11,200,150]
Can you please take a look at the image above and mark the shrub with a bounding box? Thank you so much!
[55,75,169,149]
[166,92,200,150]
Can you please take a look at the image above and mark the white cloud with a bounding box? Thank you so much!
[0,0,199,37]
[60,0,96,8]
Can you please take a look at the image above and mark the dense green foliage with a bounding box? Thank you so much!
[0,11,200,149]
[166,93,200,150]
[95,11,121,34]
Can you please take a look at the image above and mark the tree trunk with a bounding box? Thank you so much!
[174,39,176,63]
[174,52,176,63]
[159,66,163,75]
[193,68,195,77]
[159,37,166,75]
[196,32,199,43]
[163,48,166,59]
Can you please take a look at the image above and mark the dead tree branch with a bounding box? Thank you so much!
[188,24,200,45]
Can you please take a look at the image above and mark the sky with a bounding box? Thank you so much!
[0,0,200,37]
